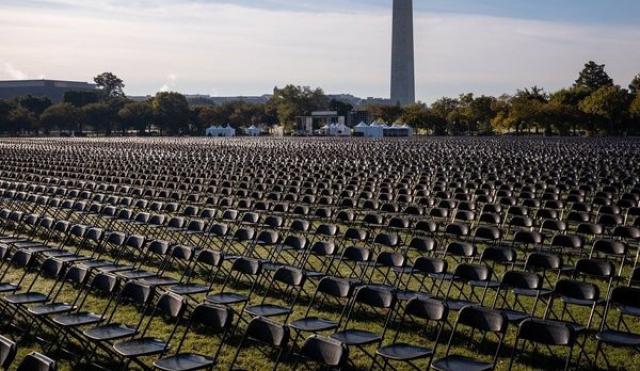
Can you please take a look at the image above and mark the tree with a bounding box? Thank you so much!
[574,61,614,92]
[83,102,113,135]
[40,103,82,134]
[579,85,631,134]
[64,90,102,107]
[267,85,328,127]
[15,95,52,117]
[152,92,191,135]
[367,104,404,123]
[630,74,640,96]
[401,103,428,128]
[469,95,497,134]
[628,94,640,134]
[94,72,125,98]
[0,100,13,133]
[329,99,353,118]
[119,101,153,135]
[7,106,36,135]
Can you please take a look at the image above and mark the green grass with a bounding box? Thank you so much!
[1,215,639,370]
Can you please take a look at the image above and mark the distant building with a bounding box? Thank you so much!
[295,111,346,135]
[348,110,370,127]
[0,80,97,102]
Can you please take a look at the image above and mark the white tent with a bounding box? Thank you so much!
[224,124,236,137]
[206,124,235,137]
[332,122,350,136]
[247,125,261,137]
[354,122,369,136]
[366,122,385,138]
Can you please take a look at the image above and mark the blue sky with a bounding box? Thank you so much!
[1,0,639,103]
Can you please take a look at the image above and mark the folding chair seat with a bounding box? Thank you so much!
[0,250,36,295]
[112,292,186,368]
[594,286,640,369]
[221,226,255,258]
[48,273,120,353]
[442,262,494,311]
[243,266,305,321]
[95,234,144,274]
[544,276,604,335]
[154,303,233,371]
[375,298,449,370]
[508,319,577,370]
[250,229,281,261]
[1,258,65,323]
[169,248,223,297]
[430,305,508,371]
[297,240,338,281]
[79,281,155,365]
[205,257,262,308]
[332,245,372,281]
[229,316,290,370]
[365,251,405,291]
[289,276,353,347]
[27,265,89,318]
[492,270,549,323]
[330,286,396,366]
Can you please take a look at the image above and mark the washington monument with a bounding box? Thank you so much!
[391,0,415,106]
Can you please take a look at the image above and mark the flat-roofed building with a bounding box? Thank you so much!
[0,79,97,102]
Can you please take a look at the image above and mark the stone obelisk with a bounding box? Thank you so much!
[391,0,415,106]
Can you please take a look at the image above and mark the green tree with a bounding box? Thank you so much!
[630,74,640,96]
[64,90,102,107]
[7,106,36,135]
[628,94,640,134]
[119,101,153,135]
[94,72,125,98]
[152,92,191,135]
[579,85,631,134]
[329,99,354,118]
[83,102,114,135]
[469,96,496,134]
[15,95,52,117]
[367,104,404,123]
[401,103,429,129]
[574,61,614,92]
[40,103,82,134]
[0,100,13,133]
[267,85,328,127]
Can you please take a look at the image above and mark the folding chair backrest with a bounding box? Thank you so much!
[16,352,56,371]
[0,335,16,370]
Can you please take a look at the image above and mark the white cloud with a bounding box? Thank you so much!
[1,61,29,80]
[0,1,639,102]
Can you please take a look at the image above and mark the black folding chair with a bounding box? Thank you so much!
[293,335,349,370]
[230,316,290,371]
[154,303,233,371]
[330,285,396,368]
[431,305,508,371]
[594,286,640,369]
[375,298,449,370]
[508,319,577,371]
[112,292,186,370]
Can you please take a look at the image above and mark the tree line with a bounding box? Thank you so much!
[1,62,639,136]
